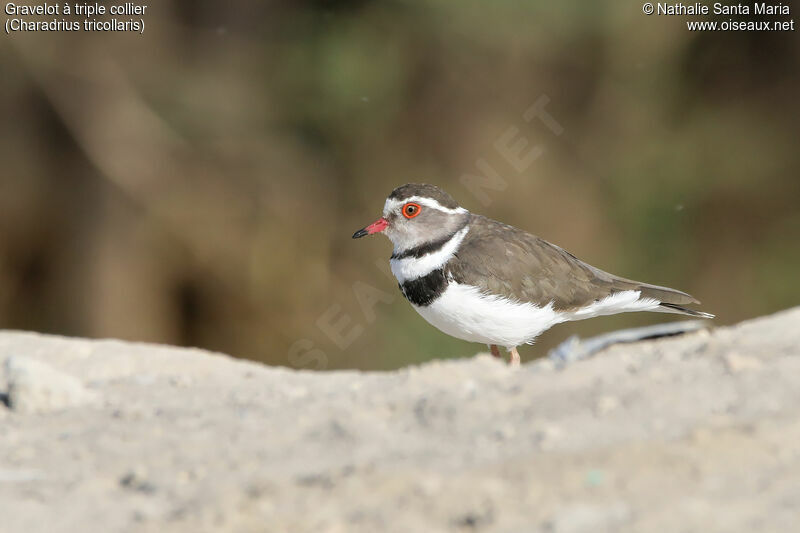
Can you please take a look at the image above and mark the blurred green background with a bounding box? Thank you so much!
[1,1,798,370]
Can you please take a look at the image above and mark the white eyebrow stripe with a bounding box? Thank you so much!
[383,196,468,216]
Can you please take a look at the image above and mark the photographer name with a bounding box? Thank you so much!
[658,3,790,15]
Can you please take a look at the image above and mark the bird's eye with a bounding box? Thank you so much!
[402,202,421,219]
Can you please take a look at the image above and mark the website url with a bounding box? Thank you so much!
[687,19,796,31]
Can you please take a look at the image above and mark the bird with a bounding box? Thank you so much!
[352,183,713,365]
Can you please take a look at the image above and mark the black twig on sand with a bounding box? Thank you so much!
[548,320,710,366]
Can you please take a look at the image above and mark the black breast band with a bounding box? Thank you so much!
[399,269,448,307]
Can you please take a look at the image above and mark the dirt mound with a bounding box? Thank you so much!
[1,308,799,532]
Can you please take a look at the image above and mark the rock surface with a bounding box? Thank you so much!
[5,356,97,414]
[1,308,799,532]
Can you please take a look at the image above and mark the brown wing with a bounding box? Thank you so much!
[447,215,700,311]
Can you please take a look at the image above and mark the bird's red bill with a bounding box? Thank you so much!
[352,217,388,239]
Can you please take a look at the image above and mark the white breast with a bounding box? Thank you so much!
[411,282,561,347]
[410,284,660,348]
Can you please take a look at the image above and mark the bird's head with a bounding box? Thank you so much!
[352,184,470,253]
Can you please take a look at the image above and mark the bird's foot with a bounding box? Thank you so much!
[488,344,520,366]
[507,347,521,367]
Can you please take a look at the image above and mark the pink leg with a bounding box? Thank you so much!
[489,344,501,358]
[508,347,520,367]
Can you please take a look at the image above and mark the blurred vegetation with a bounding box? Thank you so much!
[1,1,798,369]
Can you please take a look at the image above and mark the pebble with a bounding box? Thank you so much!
[119,467,157,494]
[594,395,620,416]
[168,375,194,387]
[535,423,564,450]
[722,352,762,374]
[545,502,631,532]
[4,356,97,414]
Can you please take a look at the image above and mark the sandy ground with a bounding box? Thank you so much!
[1,307,799,532]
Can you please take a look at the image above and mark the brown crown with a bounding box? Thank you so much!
[388,183,460,209]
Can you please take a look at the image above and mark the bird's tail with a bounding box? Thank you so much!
[628,281,715,319]
[591,263,715,320]
[657,302,715,319]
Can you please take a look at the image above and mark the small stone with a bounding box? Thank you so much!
[650,418,667,433]
[453,499,494,529]
[4,356,97,414]
[492,424,516,441]
[168,375,194,387]
[0,468,45,482]
[594,395,620,416]
[647,367,667,383]
[534,359,556,372]
[545,502,631,532]
[8,446,36,462]
[282,385,309,399]
[131,375,157,386]
[175,467,206,485]
[461,379,478,399]
[295,472,335,489]
[584,469,607,488]
[414,476,443,498]
[723,352,762,374]
[690,427,713,444]
[535,424,564,450]
[120,467,156,494]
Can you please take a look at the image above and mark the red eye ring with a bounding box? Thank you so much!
[402,202,421,219]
